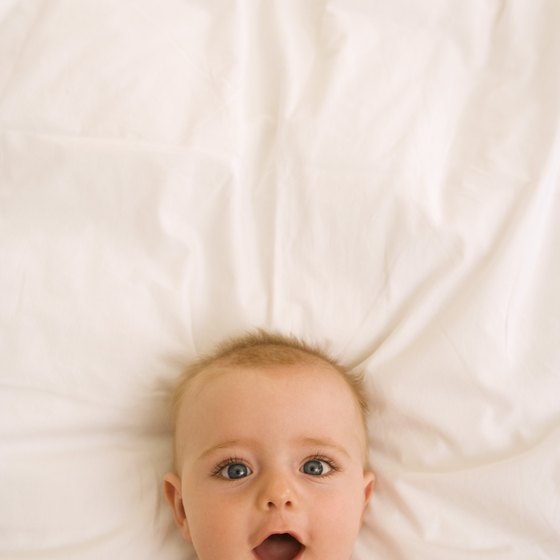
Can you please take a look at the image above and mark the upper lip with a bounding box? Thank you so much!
[253,529,305,549]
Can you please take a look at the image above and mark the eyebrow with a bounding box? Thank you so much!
[197,439,257,461]
[296,437,351,459]
[197,437,351,461]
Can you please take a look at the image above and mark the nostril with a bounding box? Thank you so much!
[259,477,295,511]
[267,498,292,509]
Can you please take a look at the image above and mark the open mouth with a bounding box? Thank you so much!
[253,533,304,560]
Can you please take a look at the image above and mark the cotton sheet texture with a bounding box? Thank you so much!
[1,1,559,559]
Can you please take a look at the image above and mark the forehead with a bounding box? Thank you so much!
[185,360,351,411]
[175,362,364,459]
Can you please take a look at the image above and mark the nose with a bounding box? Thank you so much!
[257,470,297,511]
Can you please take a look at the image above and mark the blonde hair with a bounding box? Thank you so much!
[169,330,371,468]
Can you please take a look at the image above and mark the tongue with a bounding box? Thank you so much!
[253,534,302,560]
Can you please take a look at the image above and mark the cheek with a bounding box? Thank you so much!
[308,494,364,560]
[308,479,365,536]
[182,481,249,546]
[183,481,227,526]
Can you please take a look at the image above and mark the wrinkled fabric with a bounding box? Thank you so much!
[0,1,559,559]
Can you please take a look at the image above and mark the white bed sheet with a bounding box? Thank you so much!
[1,1,559,559]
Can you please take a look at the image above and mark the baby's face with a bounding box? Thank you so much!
[164,361,374,560]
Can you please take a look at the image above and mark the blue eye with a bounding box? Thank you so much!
[217,462,252,480]
[302,459,333,476]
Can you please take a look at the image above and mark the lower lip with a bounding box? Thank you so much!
[252,545,306,559]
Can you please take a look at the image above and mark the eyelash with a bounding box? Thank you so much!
[210,453,341,479]
[211,456,248,478]
[308,453,341,477]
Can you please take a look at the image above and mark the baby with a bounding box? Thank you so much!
[163,331,375,560]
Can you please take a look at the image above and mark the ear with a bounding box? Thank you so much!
[163,472,193,543]
[361,470,375,518]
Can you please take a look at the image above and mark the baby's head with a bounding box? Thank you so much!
[163,331,375,560]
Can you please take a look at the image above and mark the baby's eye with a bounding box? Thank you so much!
[216,462,253,480]
[301,458,333,476]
